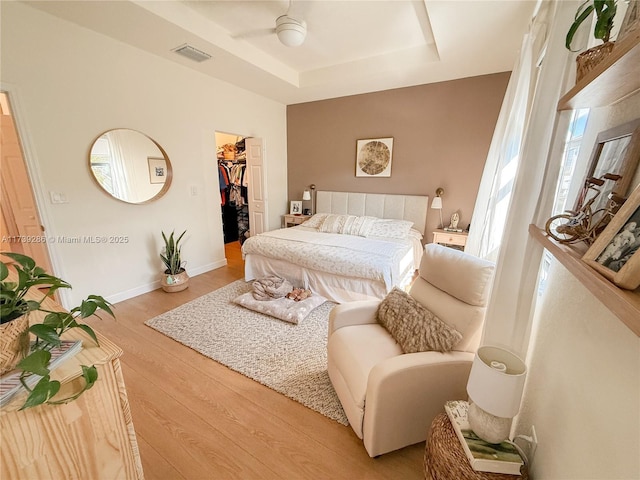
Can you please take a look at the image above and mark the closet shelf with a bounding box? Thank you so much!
[529,225,640,336]
[557,31,640,111]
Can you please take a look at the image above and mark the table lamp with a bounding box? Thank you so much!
[431,187,444,229]
[466,345,527,444]
[303,184,316,215]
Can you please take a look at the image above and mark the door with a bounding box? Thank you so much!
[0,92,53,272]
[245,137,267,236]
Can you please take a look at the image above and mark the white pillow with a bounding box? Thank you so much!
[367,219,414,239]
[319,214,377,236]
[301,213,328,229]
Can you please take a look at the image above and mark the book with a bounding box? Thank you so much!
[444,400,524,476]
[0,340,82,407]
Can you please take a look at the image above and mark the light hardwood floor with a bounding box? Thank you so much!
[86,242,426,480]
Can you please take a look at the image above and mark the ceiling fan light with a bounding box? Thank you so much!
[276,15,307,47]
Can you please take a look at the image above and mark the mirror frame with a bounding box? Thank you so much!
[88,128,173,204]
[575,118,640,213]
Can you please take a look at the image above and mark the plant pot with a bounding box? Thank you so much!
[161,270,190,293]
[576,41,615,82]
[0,314,31,375]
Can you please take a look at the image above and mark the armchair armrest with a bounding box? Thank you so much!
[362,350,475,457]
[328,300,381,335]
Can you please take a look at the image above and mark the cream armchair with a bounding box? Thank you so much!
[327,243,495,457]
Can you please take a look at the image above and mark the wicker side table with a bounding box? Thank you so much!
[424,413,529,480]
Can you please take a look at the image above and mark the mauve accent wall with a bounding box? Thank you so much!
[287,72,510,241]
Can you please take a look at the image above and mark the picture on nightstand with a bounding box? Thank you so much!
[290,200,302,215]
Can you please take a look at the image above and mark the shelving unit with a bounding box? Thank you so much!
[530,226,640,336]
[557,31,640,110]
[530,31,640,337]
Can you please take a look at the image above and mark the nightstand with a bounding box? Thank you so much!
[282,214,311,228]
[425,413,529,480]
[432,229,468,251]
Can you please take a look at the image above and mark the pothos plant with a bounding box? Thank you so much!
[0,252,114,409]
[566,0,617,51]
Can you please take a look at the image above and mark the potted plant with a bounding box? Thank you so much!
[566,0,617,80]
[0,252,114,409]
[160,230,189,292]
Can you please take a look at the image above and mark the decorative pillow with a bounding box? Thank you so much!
[301,213,328,229]
[319,214,377,236]
[367,219,414,239]
[377,288,462,353]
[319,214,351,233]
[233,291,326,325]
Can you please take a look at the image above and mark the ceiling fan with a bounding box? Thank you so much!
[275,10,307,47]
[235,0,307,48]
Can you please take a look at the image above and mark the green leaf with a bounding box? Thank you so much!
[87,295,115,317]
[17,349,51,376]
[82,365,99,387]
[79,299,98,318]
[1,252,36,270]
[76,324,99,346]
[20,376,60,410]
[29,324,61,346]
[566,3,594,50]
[0,262,8,281]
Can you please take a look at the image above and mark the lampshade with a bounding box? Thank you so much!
[302,190,311,201]
[466,346,527,444]
[467,346,527,419]
[431,197,443,210]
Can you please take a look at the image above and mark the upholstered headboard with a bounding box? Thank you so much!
[315,191,429,235]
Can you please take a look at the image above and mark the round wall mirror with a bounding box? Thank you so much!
[89,129,172,204]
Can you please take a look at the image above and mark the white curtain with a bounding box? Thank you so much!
[466,5,546,260]
[467,0,580,357]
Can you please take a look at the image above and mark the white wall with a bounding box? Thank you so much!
[1,2,288,307]
[514,93,640,477]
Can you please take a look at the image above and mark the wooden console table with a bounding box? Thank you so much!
[0,301,144,479]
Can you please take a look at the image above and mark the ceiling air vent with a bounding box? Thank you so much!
[172,44,212,63]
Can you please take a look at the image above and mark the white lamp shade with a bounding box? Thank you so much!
[467,346,527,418]
[431,196,443,210]
[302,190,311,201]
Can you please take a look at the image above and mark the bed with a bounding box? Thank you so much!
[242,191,429,303]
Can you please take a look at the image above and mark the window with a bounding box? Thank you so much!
[538,108,589,295]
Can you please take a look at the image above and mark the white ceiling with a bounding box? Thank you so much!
[25,0,538,105]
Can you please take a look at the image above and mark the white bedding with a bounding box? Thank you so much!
[244,226,410,286]
[242,225,422,303]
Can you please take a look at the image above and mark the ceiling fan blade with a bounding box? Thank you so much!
[232,28,276,40]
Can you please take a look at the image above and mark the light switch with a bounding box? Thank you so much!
[190,185,198,196]
[50,191,68,204]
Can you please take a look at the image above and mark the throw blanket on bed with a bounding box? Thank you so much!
[252,275,293,301]
[242,227,412,289]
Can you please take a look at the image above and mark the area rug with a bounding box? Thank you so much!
[145,280,348,425]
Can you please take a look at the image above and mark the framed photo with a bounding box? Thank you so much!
[573,118,640,213]
[355,137,393,177]
[583,183,640,290]
[290,200,302,215]
[148,157,167,184]
[617,0,640,45]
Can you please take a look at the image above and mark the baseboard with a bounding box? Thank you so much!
[105,259,228,305]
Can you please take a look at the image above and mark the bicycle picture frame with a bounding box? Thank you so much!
[583,184,640,290]
[576,118,640,215]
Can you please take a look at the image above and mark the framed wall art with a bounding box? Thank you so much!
[574,118,640,213]
[583,183,640,290]
[148,157,168,184]
[355,137,393,177]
